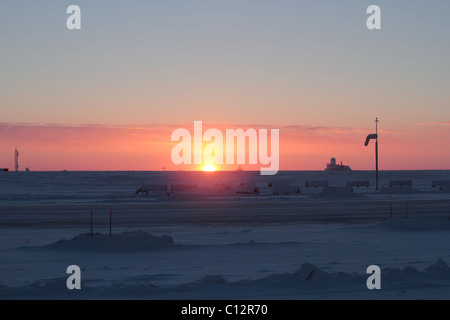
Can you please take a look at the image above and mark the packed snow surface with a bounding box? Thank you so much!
[2,170,450,299]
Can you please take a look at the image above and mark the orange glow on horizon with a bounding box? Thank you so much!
[202,164,217,172]
[1,122,450,171]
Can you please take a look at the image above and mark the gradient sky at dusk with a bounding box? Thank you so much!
[0,1,449,170]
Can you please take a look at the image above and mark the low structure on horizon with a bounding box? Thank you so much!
[389,180,412,188]
[346,181,369,189]
[321,185,353,196]
[305,180,329,189]
[431,181,450,192]
[135,183,171,195]
[235,182,259,194]
[270,181,301,195]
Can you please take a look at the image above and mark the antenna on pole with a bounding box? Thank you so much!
[14,147,19,172]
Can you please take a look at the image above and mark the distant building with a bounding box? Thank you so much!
[325,157,352,171]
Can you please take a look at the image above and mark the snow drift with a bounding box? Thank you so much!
[2,260,450,299]
[43,231,174,251]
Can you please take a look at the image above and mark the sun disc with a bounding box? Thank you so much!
[202,164,216,171]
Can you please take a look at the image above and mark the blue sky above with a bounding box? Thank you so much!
[0,1,449,129]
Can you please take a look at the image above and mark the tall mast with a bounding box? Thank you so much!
[14,147,19,172]
[375,118,379,190]
[364,118,380,191]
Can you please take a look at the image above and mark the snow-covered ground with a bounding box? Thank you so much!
[1,170,450,299]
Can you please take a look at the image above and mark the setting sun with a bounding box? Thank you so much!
[202,164,216,172]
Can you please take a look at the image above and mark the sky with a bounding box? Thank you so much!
[0,1,449,171]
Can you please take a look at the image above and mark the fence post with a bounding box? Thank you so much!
[90,211,93,236]
[405,202,408,219]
